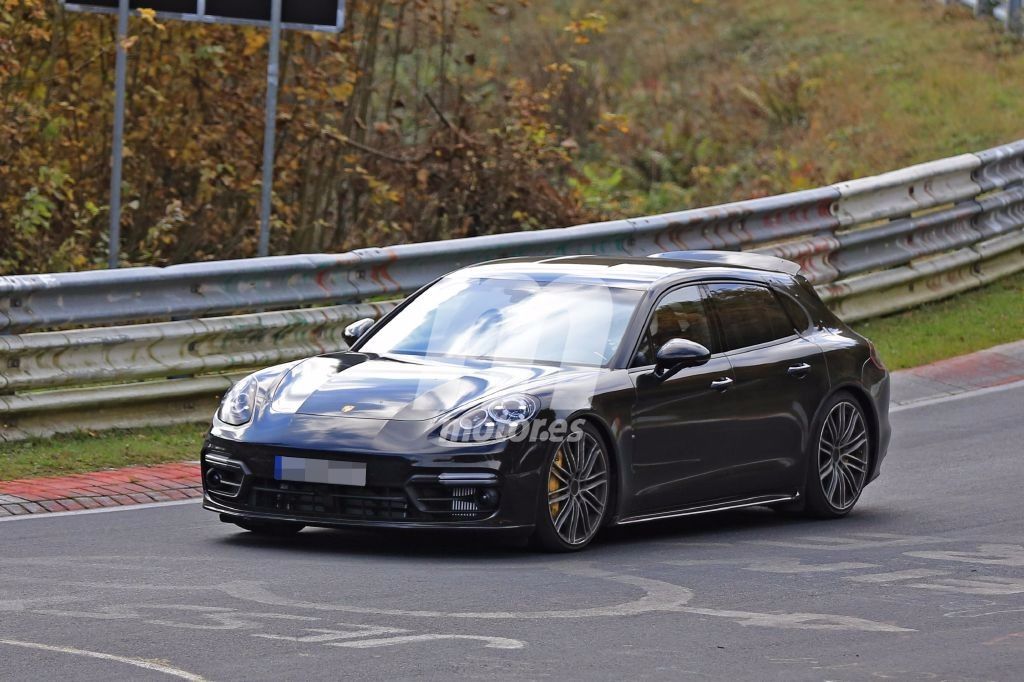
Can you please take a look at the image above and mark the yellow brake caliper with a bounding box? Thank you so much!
[549,449,564,518]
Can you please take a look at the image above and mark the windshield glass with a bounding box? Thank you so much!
[360,275,644,367]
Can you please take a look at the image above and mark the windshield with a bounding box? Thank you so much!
[360,275,644,367]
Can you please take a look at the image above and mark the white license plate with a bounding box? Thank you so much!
[274,456,366,487]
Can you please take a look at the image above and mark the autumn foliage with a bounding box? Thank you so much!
[3,0,1023,275]
[0,0,602,274]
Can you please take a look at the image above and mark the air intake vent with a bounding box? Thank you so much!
[451,487,480,516]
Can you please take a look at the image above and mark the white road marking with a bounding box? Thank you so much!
[34,606,137,620]
[0,556,157,571]
[254,625,408,643]
[890,378,1024,413]
[0,498,200,522]
[944,606,1024,619]
[330,633,525,649]
[743,559,878,574]
[256,624,525,650]
[845,569,951,584]
[655,541,736,548]
[676,607,913,632]
[218,573,911,632]
[905,544,1024,567]
[216,573,696,620]
[32,603,322,631]
[0,595,87,612]
[0,638,207,680]
[144,609,320,631]
[662,558,877,574]
[909,577,1024,596]
[751,533,944,551]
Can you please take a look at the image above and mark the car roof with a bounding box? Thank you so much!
[453,252,799,289]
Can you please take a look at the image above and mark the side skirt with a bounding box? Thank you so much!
[614,493,799,526]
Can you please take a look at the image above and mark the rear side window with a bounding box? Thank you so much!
[632,286,712,367]
[707,282,795,352]
[777,292,811,331]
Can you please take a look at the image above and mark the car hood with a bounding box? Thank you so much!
[268,353,574,421]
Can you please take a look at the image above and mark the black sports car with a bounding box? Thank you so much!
[202,251,891,551]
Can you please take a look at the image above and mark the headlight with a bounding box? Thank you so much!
[217,376,259,426]
[440,394,540,443]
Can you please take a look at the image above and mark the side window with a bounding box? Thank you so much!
[707,282,795,352]
[632,286,712,367]
[776,290,811,332]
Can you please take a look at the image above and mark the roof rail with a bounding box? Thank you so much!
[648,250,801,275]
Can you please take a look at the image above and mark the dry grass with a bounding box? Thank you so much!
[478,0,1024,213]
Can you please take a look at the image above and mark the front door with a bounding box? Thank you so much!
[628,285,740,514]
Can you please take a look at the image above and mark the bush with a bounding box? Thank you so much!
[0,0,597,274]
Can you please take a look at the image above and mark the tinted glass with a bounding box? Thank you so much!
[707,283,794,351]
[777,292,811,331]
[632,286,711,366]
[361,275,643,367]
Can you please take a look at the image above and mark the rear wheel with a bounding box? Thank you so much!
[804,392,870,518]
[233,519,305,536]
[531,422,611,552]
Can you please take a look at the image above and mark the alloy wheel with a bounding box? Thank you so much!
[818,401,869,511]
[547,431,609,546]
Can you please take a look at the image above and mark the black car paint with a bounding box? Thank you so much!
[202,256,891,534]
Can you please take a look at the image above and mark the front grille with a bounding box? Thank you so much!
[247,478,412,521]
[207,450,505,524]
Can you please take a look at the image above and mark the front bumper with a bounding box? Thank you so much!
[201,436,540,531]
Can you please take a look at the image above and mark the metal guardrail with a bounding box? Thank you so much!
[943,0,1023,34]
[1,139,1023,440]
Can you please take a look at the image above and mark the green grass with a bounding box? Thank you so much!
[0,424,208,481]
[854,271,1024,370]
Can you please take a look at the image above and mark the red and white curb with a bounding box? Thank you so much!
[891,338,1024,407]
[0,462,202,519]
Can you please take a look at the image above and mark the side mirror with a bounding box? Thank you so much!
[343,318,375,346]
[654,338,711,380]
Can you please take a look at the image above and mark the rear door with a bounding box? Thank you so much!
[704,281,830,497]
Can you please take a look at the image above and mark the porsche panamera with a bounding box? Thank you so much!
[201,251,891,551]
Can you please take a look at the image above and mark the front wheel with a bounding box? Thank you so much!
[803,392,871,518]
[531,422,611,552]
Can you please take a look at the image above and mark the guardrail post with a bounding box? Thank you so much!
[1008,0,1023,33]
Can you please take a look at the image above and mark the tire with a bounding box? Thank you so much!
[531,421,612,552]
[803,391,871,519]
[233,519,305,536]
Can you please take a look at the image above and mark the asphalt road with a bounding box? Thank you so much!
[2,384,1023,681]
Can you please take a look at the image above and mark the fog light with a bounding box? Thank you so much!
[206,469,223,487]
[479,488,499,508]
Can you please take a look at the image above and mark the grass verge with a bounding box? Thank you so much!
[853,271,1024,370]
[0,424,208,481]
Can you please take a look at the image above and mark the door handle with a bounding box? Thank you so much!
[710,377,734,390]
[787,363,812,377]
